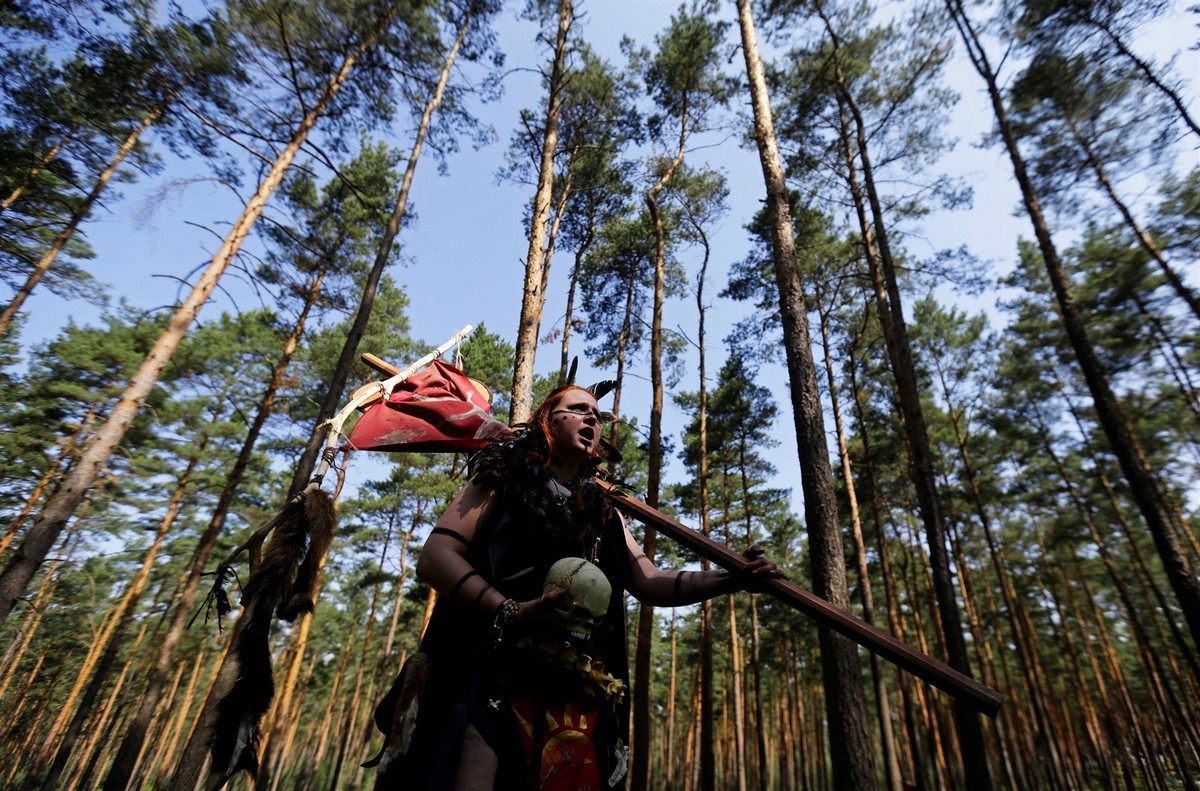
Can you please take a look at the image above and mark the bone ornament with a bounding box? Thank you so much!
[543,557,612,641]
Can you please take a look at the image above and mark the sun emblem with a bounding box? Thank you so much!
[510,697,601,790]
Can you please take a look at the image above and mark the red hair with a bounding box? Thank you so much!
[528,385,602,464]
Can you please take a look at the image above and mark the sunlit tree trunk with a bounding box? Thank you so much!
[510,0,572,423]
[816,8,991,783]
[816,290,903,791]
[735,2,877,787]
[0,90,178,340]
[558,211,597,382]
[67,612,154,790]
[32,451,200,790]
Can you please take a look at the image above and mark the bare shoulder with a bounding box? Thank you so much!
[435,479,503,538]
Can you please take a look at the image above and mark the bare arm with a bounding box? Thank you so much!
[416,481,508,615]
[622,517,783,607]
[416,480,564,622]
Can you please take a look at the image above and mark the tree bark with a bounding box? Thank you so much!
[815,7,993,783]
[816,290,903,791]
[735,2,877,788]
[510,0,573,423]
[32,452,199,790]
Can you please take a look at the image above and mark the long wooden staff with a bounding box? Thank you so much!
[599,481,1003,718]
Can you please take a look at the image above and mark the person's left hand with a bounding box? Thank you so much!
[737,544,786,591]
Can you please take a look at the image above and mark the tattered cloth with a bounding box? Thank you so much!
[346,358,506,452]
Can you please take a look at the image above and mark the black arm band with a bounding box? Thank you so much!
[450,570,479,599]
[674,571,686,601]
[432,527,471,548]
[472,584,494,610]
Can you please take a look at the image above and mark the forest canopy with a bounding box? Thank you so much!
[0,0,1197,789]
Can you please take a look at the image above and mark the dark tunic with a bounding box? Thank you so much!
[381,475,630,791]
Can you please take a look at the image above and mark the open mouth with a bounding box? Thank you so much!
[578,427,595,446]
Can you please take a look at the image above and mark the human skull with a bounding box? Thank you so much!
[543,557,612,641]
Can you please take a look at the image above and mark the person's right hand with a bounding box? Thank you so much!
[518,585,567,626]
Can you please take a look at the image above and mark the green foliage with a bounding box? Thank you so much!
[631,0,734,141]
[457,322,515,421]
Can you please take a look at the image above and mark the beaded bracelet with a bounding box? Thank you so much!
[493,598,520,644]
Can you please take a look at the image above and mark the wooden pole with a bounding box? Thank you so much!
[599,482,1003,718]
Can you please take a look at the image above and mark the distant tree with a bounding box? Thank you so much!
[947,0,1200,655]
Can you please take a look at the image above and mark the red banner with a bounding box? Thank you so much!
[346,359,506,453]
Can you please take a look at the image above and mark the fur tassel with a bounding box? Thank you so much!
[363,652,430,778]
[244,496,309,603]
[208,595,274,785]
[208,489,336,787]
[278,489,337,621]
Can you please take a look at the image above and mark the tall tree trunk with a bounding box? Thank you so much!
[948,0,1200,653]
[510,0,573,423]
[692,205,717,791]
[632,94,689,791]
[289,5,476,491]
[816,290,903,791]
[538,143,579,300]
[0,526,81,705]
[67,605,155,790]
[0,90,178,340]
[735,2,877,788]
[728,595,748,791]
[0,130,72,214]
[665,611,678,789]
[558,211,596,382]
[0,15,377,623]
[933,364,1071,787]
[816,8,992,784]
[102,272,325,791]
[606,268,638,456]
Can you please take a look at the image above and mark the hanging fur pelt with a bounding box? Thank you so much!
[277,490,337,621]
[207,487,337,787]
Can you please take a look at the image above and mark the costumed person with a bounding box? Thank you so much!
[366,382,782,791]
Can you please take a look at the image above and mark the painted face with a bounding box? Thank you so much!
[546,389,603,464]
